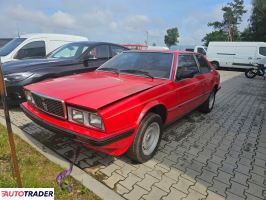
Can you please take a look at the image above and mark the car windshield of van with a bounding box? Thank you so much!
[97,52,173,79]
[48,43,90,59]
[0,38,26,56]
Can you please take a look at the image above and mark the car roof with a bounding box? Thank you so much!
[126,50,195,54]
[65,41,128,48]
[20,33,87,40]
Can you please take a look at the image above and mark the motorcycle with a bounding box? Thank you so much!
[245,57,266,79]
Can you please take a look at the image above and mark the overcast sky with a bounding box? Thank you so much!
[0,0,252,46]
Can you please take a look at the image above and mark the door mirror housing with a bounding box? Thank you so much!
[83,54,98,61]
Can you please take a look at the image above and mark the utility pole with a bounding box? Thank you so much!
[16,22,20,38]
[0,59,22,187]
[145,31,149,46]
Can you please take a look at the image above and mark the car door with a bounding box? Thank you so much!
[173,54,204,115]
[233,45,257,68]
[195,54,214,103]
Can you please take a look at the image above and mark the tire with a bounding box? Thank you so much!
[245,69,257,79]
[199,90,216,113]
[211,61,219,70]
[127,113,162,163]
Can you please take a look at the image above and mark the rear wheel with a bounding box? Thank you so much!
[199,90,216,113]
[245,69,257,79]
[127,113,162,163]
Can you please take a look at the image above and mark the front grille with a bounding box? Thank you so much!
[31,93,66,118]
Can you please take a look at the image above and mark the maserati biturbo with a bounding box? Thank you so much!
[21,50,220,163]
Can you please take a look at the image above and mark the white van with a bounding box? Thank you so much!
[147,46,169,50]
[0,33,88,63]
[171,45,207,55]
[207,42,266,69]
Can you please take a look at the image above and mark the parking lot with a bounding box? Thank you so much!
[0,70,265,200]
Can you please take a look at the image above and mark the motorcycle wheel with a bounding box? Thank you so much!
[245,69,257,79]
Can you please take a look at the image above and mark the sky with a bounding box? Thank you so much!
[0,0,252,46]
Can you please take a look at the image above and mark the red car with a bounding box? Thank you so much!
[21,50,220,163]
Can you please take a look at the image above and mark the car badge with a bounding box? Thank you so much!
[41,98,48,111]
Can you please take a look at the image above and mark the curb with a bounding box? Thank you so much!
[0,116,125,200]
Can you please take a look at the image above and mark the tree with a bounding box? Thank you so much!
[203,0,246,43]
[152,43,156,46]
[240,27,254,41]
[242,0,266,41]
[202,31,227,46]
[164,27,179,48]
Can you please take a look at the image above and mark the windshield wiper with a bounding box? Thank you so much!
[98,67,120,75]
[120,69,154,79]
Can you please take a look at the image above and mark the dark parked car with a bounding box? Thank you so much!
[3,41,129,105]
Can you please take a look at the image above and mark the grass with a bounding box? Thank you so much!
[0,124,100,200]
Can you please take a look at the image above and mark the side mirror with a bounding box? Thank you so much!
[83,54,98,61]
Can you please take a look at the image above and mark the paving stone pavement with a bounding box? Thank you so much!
[1,71,266,200]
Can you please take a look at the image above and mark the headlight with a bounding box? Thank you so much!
[4,72,33,82]
[68,106,104,131]
[89,113,103,129]
[24,90,35,105]
[71,109,84,124]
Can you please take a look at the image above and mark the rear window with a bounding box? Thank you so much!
[259,47,266,56]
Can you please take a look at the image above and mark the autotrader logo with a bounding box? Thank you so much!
[0,188,54,199]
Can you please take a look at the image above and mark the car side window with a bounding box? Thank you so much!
[15,41,46,59]
[197,47,206,55]
[110,45,127,57]
[176,54,199,80]
[259,47,266,56]
[196,55,211,74]
[88,45,110,59]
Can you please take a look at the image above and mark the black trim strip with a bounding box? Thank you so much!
[232,63,253,67]
[217,53,236,56]
[21,104,134,146]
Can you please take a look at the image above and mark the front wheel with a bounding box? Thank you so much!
[199,90,216,113]
[127,113,162,163]
[245,69,257,79]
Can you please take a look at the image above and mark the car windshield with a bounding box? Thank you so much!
[48,43,90,59]
[0,38,26,56]
[97,52,173,79]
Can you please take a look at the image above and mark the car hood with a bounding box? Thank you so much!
[25,71,165,110]
[2,58,77,74]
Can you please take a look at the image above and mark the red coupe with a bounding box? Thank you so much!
[21,50,220,163]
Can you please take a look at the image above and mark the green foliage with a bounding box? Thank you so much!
[202,31,227,46]
[0,125,100,200]
[203,0,246,43]
[242,0,266,41]
[164,27,179,48]
[240,27,254,41]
